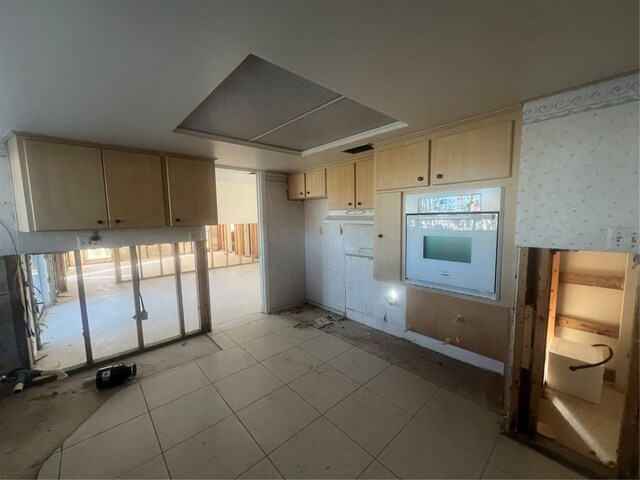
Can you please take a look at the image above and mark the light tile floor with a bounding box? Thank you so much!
[39,313,583,479]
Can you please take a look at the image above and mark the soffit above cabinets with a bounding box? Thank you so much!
[175,54,406,156]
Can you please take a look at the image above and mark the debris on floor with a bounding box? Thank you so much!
[0,368,68,395]
[293,312,345,330]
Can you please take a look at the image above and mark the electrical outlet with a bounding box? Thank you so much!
[359,227,366,237]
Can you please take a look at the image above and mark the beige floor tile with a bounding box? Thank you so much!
[416,388,502,459]
[196,346,257,382]
[209,331,237,350]
[226,322,272,344]
[120,455,169,479]
[289,365,359,412]
[365,365,438,414]
[261,347,323,383]
[269,417,372,479]
[64,383,148,447]
[378,419,486,479]
[242,333,295,361]
[214,363,283,411]
[164,416,264,479]
[141,362,210,410]
[60,414,161,479]
[276,325,324,344]
[237,386,319,453]
[298,334,353,362]
[37,449,60,480]
[358,460,398,479]
[150,385,232,451]
[489,436,583,479]
[218,313,269,331]
[481,463,511,479]
[326,388,411,456]
[256,315,295,332]
[328,347,390,384]
[238,458,283,479]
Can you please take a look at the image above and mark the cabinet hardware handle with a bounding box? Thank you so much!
[417,176,424,181]
[306,191,310,194]
[378,234,383,238]
[97,220,103,225]
[357,202,362,205]
[115,219,121,224]
[440,271,451,276]
[436,173,443,179]
[175,218,181,222]
[348,202,352,206]
[300,192,303,195]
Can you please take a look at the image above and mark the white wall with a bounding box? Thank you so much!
[216,181,258,225]
[516,74,639,252]
[0,156,203,256]
[263,173,306,311]
[304,199,345,313]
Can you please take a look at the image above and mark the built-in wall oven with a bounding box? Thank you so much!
[405,187,502,300]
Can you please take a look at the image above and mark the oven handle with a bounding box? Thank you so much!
[440,271,451,276]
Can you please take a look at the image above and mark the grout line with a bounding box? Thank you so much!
[56,447,62,480]
[138,378,172,478]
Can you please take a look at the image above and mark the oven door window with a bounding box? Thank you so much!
[423,236,472,264]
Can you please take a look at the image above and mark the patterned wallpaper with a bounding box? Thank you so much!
[304,199,346,313]
[264,173,306,310]
[516,74,639,252]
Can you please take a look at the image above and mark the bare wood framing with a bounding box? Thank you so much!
[617,297,639,479]
[73,251,93,366]
[556,315,620,339]
[506,247,529,430]
[113,247,123,284]
[194,240,212,332]
[129,246,145,349]
[559,272,625,290]
[173,242,186,337]
[528,248,552,435]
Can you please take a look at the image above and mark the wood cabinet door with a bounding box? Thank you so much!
[23,139,108,230]
[166,157,217,226]
[102,149,166,228]
[304,169,326,198]
[431,121,513,185]
[355,159,374,209]
[375,140,429,191]
[288,173,305,200]
[373,192,402,281]
[327,163,355,210]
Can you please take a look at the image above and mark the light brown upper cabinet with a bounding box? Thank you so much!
[166,157,217,226]
[288,173,306,200]
[327,163,355,210]
[9,138,108,231]
[431,121,513,185]
[304,169,326,198]
[355,159,374,209]
[102,149,166,228]
[374,192,403,281]
[288,170,326,200]
[375,140,430,191]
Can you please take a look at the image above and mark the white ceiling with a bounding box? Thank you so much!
[0,1,637,172]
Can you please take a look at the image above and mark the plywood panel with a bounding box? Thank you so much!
[102,149,166,228]
[23,139,108,230]
[166,157,217,226]
[406,287,510,362]
[327,163,355,209]
[355,159,374,209]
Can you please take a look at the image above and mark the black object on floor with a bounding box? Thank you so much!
[96,363,137,390]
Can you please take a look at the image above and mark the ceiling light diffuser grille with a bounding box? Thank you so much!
[177,54,404,154]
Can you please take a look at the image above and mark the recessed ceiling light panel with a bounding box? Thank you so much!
[176,54,405,155]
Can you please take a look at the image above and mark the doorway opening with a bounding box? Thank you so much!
[506,248,638,479]
[209,168,262,325]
